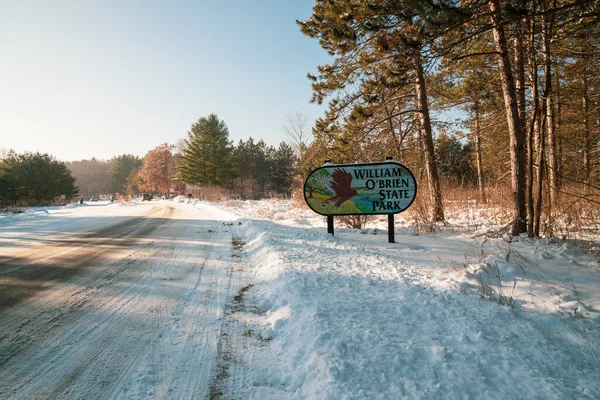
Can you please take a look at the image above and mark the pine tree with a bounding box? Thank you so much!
[108,155,143,195]
[124,169,144,197]
[296,0,599,234]
[298,0,473,222]
[0,151,78,204]
[232,138,272,199]
[269,142,297,198]
[436,134,476,184]
[177,114,236,188]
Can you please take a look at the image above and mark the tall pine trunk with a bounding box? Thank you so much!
[596,100,600,184]
[473,102,486,204]
[385,104,404,158]
[542,12,559,212]
[527,16,538,237]
[417,125,426,182]
[534,110,545,237]
[515,24,527,136]
[489,0,527,235]
[413,52,444,222]
[582,60,591,190]
[555,71,562,187]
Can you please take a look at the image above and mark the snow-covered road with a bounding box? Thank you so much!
[0,202,246,399]
[1,200,599,399]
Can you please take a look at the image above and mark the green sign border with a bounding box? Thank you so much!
[303,160,418,216]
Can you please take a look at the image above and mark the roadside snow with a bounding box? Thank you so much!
[2,199,598,398]
[206,199,600,399]
[0,201,155,257]
[0,200,245,399]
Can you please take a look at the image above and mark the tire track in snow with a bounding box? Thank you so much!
[0,203,249,399]
[0,206,163,275]
[0,205,209,398]
[209,224,256,400]
[159,221,240,398]
[0,206,165,312]
[107,208,224,398]
[0,232,161,371]
[24,209,184,399]
[0,209,173,399]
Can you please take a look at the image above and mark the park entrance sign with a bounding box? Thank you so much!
[304,160,417,242]
[304,160,417,215]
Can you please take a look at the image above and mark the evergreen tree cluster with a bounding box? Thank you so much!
[109,155,143,195]
[0,151,78,207]
[0,113,296,205]
[177,114,297,199]
[436,134,476,184]
[232,138,297,199]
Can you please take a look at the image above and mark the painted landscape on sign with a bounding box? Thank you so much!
[304,161,417,215]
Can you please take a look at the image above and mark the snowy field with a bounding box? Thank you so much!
[1,199,599,399]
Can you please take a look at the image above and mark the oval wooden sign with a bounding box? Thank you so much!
[304,161,417,216]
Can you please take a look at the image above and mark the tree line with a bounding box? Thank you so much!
[177,114,297,199]
[0,151,78,207]
[65,155,144,199]
[11,114,293,205]
[127,115,296,200]
[298,0,599,237]
[1,115,296,207]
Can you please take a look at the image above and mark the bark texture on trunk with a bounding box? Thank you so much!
[542,13,558,209]
[527,17,538,237]
[534,110,545,237]
[555,71,562,187]
[473,103,486,204]
[489,0,527,235]
[416,121,426,182]
[515,27,527,135]
[413,52,444,222]
[582,63,591,189]
[385,104,404,159]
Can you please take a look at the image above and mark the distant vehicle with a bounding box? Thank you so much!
[142,193,153,201]
[90,196,98,202]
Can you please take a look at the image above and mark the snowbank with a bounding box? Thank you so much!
[209,199,600,399]
[3,199,598,398]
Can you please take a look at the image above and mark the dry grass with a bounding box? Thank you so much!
[263,178,600,250]
[404,189,437,232]
[199,186,233,202]
[439,182,600,245]
[256,209,275,220]
[338,215,374,229]
[545,184,600,244]
[290,186,309,210]
[224,199,240,208]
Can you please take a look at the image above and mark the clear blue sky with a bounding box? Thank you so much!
[0,0,331,161]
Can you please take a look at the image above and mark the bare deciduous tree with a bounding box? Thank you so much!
[282,112,311,157]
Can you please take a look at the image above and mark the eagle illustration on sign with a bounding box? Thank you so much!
[322,169,357,207]
[304,161,417,216]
